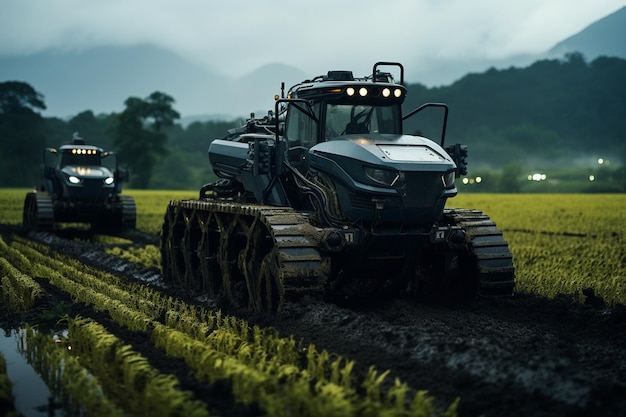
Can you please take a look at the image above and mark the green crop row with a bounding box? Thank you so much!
[0,188,195,234]
[451,194,626,306]
[20,318,210,417]
[0,236,43,311]
[105,244,162,270]
[19,325,126,417]
[2,189,625,307]
[0,189,29,225]
[507,232,625,305]
[3,234,457,417]
[451,194,626,240]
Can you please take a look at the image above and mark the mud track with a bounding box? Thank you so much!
[3,225,626,417]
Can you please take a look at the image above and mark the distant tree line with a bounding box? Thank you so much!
[1,53,624,191]
[0,83,239,189]
[403,53,626,169]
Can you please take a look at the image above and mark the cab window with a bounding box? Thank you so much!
[284,102,320,149]
[325,103,401,139]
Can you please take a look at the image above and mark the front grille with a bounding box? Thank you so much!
[348,193,403,210]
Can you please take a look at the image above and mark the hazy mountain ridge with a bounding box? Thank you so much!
[1,6,624,119]
[0,45,307,119]
[548,6,626,59]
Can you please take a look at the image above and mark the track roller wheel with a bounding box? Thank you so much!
[240,218,282,313]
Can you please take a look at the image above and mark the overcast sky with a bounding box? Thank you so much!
[1,0,624,80]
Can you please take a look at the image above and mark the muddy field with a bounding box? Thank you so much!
[2,224,626,417]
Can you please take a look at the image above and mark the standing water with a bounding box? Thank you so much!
[1,327,61,417]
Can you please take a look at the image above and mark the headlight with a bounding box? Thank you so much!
[364,167,400,187]
[104,177,114,185]
[442,170,456,188]
[68,175,81,184]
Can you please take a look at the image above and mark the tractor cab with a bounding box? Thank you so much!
[42,135,119,201]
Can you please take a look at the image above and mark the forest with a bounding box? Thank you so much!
[1,52,624,192]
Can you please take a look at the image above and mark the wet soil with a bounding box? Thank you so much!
[2,224,626,417]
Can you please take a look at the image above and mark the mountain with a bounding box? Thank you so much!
[1,6,624,119]
[0,45,306,120]
[548,6,626,60]
[406,6,626,86]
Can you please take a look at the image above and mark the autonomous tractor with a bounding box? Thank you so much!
[161,62,515,312]
[23,133,136,231]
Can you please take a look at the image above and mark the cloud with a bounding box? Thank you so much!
[1,0,623,77]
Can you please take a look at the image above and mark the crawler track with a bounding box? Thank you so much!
[161,200,329,312]
[445,208,516,297]
[22,191,54,231]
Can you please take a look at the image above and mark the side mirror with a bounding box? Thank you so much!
[116,168,130,183]
[42,165,56,179]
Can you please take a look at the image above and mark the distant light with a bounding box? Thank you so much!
[528,173,547,181]
[598,158,604,165]
[462,177,481,185]
[589,175,595,181]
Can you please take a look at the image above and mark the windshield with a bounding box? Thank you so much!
[60,151,101,167]
[325,103,401,139]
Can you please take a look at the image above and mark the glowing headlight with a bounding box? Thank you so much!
[382,88,391,97]
[359,87,368,97]
[104,177,114,185]
[442,171,456,188]
[394,88,402,98]
[68,176,81,184]
[346,87,355,96]
[364,167,400,187]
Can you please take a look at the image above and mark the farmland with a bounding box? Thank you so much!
[1,189,626,417]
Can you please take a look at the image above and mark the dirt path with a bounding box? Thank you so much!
[3,225,626,417]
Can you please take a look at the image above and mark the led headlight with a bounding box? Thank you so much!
[104,177,114,185]
[364,167,400,187]
[68,175,81,184]
[442,170,456,188]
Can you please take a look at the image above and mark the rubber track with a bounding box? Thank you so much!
[166,200,329,300]
[24,191,55,230]
[445,208,516,297]
[120,195,137,229]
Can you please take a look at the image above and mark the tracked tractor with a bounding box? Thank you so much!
[161,62,515,312]
[23,133,136,231]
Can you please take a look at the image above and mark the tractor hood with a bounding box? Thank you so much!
[309,134,456,183]
[308,134,458,225]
